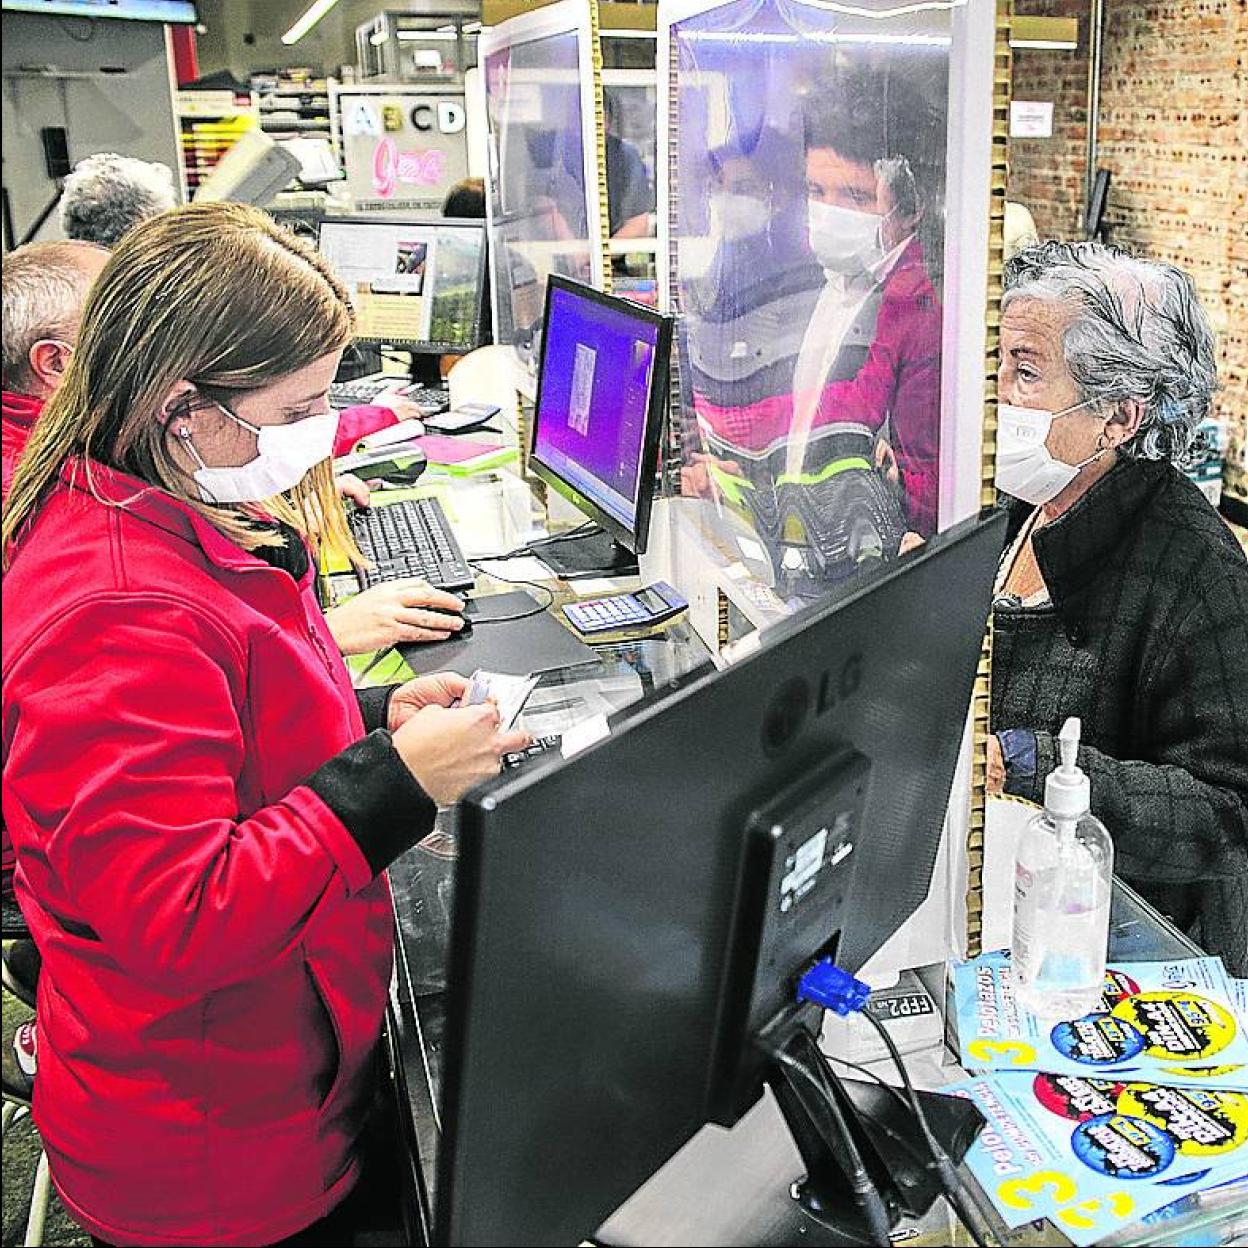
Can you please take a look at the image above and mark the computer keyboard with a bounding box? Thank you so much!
[502,735,562,770]
[330,377,450,415]
[349,496,475,592]
[330,377,396,407]
[403,386,452,415]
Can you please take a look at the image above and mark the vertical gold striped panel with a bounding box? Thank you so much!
[588,0,614,296]
[965,0,1013,958]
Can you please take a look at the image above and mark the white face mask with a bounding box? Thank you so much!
[995,400,1106,506]
[184,403,339,504]
[709,192,770,243]
[807,199,883,274]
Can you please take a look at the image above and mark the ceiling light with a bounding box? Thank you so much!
[281,0,341,46]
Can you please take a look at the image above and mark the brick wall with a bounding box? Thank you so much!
[1009,0,1248,504]
[1007,0,1090,239]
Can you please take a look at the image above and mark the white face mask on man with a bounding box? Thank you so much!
[710,192,770,243]
[181,402,339,504]
[807,200,884,274]
[995,399,1107,506]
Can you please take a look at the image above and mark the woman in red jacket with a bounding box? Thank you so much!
[1,202,527,1247]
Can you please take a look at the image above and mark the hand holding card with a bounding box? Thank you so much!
[458,669,539,731]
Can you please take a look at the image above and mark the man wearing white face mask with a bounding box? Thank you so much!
[689,74,944,542]
[786,81,944,537]
[989,240,1248,976]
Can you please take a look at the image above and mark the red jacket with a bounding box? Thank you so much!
[2,461,398,1246]
[1,390,43,893]
[0,396,398,908]
[2,389,42,504]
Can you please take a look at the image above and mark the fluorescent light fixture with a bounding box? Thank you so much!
[1010,16,1078,50]
[281,0,341,46]
[437,24,456,32]
[397,30,459,41]
[370,29,388,45]
[683,30,951,46]
[463,21,482,34]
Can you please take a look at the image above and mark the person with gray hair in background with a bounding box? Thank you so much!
[987,239,1248,974]
[2,239,109,498]
[59,152,178,248]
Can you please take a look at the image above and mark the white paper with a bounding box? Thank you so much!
[559,714,611,758]
[1010,100,1055,138]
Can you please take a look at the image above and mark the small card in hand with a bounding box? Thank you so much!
[459,669,538,730]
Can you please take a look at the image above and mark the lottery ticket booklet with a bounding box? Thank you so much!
[952,952,1248,1089]
[947,954,1248,1245]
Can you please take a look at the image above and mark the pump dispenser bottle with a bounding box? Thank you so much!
[1011,717,1114,1020]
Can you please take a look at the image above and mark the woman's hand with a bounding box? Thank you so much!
[391,701,530,807]
[387,672,469,732]
[325,579,466,655]
[336,473,372,508]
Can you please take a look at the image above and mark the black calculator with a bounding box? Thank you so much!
[562,582,689,636]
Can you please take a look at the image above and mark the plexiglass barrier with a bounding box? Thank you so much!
[661,0,959,608]
[481,0,605,396]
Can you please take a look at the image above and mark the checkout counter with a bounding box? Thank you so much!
[335,446,1248,1247]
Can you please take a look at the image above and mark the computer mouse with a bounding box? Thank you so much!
[456,598,478,634]
[362,452,428,486]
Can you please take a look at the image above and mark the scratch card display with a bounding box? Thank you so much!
[952,1072,1248,1246]
[953,952,1248,1090]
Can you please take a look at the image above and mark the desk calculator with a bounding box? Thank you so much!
[562,582,688,636]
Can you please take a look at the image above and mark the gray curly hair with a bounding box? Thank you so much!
[59,153,178,248]
[1002,240,1218,466]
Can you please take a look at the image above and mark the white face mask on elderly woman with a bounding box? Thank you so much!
[995,399,1107,506]
[181,404,339,504]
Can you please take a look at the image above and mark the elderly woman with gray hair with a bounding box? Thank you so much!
[987,240,1248,976]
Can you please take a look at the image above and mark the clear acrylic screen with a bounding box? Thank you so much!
[670,0,952,605]
[484,32,598,383]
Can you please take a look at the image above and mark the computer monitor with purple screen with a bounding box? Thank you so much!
[528,276,672,578]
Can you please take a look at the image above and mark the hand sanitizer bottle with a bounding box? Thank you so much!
[1012,717,1113,1021]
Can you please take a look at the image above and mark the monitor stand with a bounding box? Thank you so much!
[765,1025,902,1241]
[536,527,639,580]
[762,1022,985,1241]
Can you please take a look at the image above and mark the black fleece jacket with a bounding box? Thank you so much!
[991,458,1248,974]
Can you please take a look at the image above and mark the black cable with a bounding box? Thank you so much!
[819,1049,915,1115]
[858,1011,993,1248]
[354,646,396,683]
[466,559,555,621]
[768,1037,892,1247]
[18,186,64,248]
[472,521,598,564]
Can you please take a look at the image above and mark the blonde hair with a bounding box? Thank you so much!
[3,202,360,569]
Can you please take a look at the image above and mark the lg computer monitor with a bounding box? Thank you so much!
[436,509,1006,1246]
[527,275,672,576]
[316,215,488,355]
